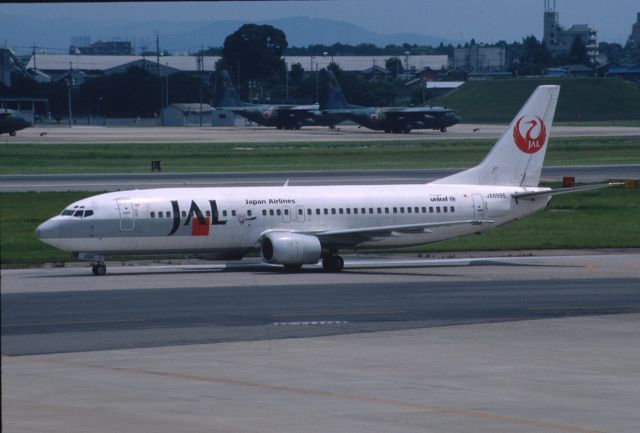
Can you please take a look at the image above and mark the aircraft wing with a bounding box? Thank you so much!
[301,219,494,248]
[380,107,449,121]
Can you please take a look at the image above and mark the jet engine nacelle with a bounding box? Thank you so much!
[260,232,322,265]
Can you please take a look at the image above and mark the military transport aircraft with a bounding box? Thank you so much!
[214,70,335,130]
[37,85,617,275]
[319,69,461,133]
[0,109,31,136]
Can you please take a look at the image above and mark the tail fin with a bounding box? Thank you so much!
[319,69,359,110]
[213,70,246,108]
[432,85,559,187]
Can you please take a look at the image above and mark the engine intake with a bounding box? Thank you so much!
[260,232,321,265]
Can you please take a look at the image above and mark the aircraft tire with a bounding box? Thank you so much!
[440,127,447,133]
[9,130,16,136]
[322,255,344,272]
[92,263,107,276]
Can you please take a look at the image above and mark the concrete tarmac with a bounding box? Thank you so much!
[1,165,638,192]
[2,252,640,433]
[2,123,639,144]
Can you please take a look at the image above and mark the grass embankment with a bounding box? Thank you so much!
[429,77,640,123]
[1,187,638,267]
[1,136,638,175]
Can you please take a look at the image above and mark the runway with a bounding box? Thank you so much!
[2,123,639,144]
[3,253,639,356]
[1,164,638,191]
[3,252,640,433]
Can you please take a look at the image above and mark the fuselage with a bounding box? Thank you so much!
[36,183,550,258]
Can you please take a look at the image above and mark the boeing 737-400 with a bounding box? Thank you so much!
[36,85,616,275]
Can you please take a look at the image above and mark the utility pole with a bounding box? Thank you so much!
[198,46,204,127]
[285,60,289,102]
[155,32,160,75]
[67,62,73,128]
[32,44,36,70]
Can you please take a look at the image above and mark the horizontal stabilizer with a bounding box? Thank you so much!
[512,182,623,200]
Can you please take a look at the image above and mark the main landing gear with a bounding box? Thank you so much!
[322,254,344,272]
[92,262,107,276]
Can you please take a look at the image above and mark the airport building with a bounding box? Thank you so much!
[629,12,640,47]
[452,46,506,72]
[161,103,214,126]
[543,0,598,62]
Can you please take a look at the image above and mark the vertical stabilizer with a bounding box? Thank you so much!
[214,70,248,108]
[432,85,559,187]
[319,69,361,110]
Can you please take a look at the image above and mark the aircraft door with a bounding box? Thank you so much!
[295,205,305,223]
[116,199,135,231]
[282,206,291,223]
[471,194,486,220]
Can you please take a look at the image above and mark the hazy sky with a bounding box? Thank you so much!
[2,0,638,51]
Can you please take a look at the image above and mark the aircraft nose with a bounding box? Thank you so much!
[35,218,60,240]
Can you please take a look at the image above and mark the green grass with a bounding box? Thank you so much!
[1,136,638,175]
[1,187,638,267]
[430,77,640,123]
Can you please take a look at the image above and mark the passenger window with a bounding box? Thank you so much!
[443,207,448,213]
[166,211,172,218]
[436,207,441,213]
[158,211,163,218]
[353,208,358,214]
[150,212,155,218]
[206,210,211,217]
[450,206,455,213]
[377,208,382,214]
[316,209,321,215]
[422,207,426,213]
[393,207,397,214]
[306,209,311,215]
[324,209,328,215]
[276,209,281,216]
[362,208,366,214]
[248,210,253,217]
[369,208,374,214]
[223,210,227,217]
[407,207,412,213]
[298,209,303,215]
[331,208,336,215]
[346,208,350,214]
[385,207,389,214]
[429,207,434,213]
[232,210,236,217]
[181,211,187,217]
[283,209,288,215]
[415,207,419,213]
[339,208,343,214]
[269,209,274,216]
[262,210,267,216]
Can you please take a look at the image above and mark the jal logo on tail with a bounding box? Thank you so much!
[513,115,546,154]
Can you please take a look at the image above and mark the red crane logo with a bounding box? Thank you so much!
[513,115,547,154]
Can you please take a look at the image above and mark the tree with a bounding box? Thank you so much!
[517,35,549,75]
[290,63,304,84]
[569,35,588,64]
[385,57,404,78]
[222,24,287,82]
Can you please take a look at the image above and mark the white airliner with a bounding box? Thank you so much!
[36,85,615,275]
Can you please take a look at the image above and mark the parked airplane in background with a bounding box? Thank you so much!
[320,69,461,133]
[214,70,335,130]
[0,109,31,136]
[37,85,617,275]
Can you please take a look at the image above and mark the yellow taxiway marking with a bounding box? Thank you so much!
[5,356,605,433]
[1,319,144,328]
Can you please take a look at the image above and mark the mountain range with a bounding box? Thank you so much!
[3,15,460,54]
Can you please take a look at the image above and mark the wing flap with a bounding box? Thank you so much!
[512,182,622,200]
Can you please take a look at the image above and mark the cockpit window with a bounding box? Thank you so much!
[73,210,83,217]
[83,210,94,217]
[61,209,74,216]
